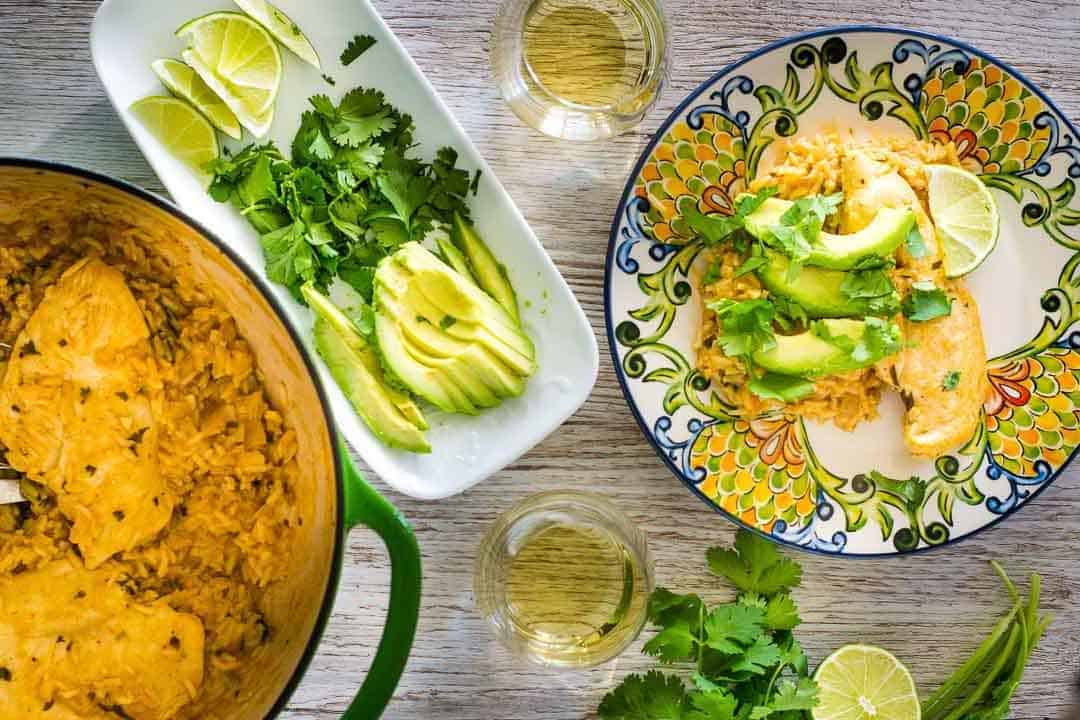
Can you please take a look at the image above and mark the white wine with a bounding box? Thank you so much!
[505,523,647,658]
[474,492,653,667]
[492,0,667,141]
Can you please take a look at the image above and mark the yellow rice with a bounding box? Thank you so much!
[696,133,962,430]
[0,205,299,717]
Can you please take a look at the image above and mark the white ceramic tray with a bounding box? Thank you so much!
[90,0,598,499]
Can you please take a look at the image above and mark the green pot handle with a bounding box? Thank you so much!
[338,440,422,720]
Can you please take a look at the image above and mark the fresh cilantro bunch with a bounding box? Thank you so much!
[598,530,818,720]
[207,87,477,302]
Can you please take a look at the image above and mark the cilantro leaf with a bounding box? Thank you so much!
[648,587,705,627]
[702,258,724,285]
[706,299,776,359]
[747,372,815,403]
[728,635,781,676]
[684,188,778,246]
[905,224,929,258]
[685,689,739,720]
[750,677,819,718]
[763,594,801,631]
[943,370,961,391]
[644,621,700,663]
[260,221,316,294]
[340,34,376,66]
[706,530,802,596]
[703,604,766,654]
[734,252,769,278]
[771,296,808,333]
[598,671,688,720]
[902,280,952,322]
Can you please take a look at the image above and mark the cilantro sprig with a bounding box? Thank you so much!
[902,280,952,322]
[340,34,376,66]
[599,530,818,720]
[208,86,477,301]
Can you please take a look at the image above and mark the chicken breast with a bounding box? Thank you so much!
[0,258,174,567]
[840,148,989,457]
[0,558,205,720]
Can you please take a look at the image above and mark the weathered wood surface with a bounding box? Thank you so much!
[1,0,1078,718]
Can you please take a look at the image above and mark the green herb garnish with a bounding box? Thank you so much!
[942,370,961,391]
[684,188,778,246]
[208,87,474,300]
[840,268,900,316]
[599,530,817,720]
[439,314,457,330]
[902,280,952,322]
[706,298,776,360]
[340,34,376,66]
[905,224,929,258]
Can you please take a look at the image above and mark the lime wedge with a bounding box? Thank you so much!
[926,164,999,278]
[129,96,219,173]
[813,644,920,720]
[233,0,320,69]
[151,58,242,140]
[181,49,274,138]
[176,11,282,119]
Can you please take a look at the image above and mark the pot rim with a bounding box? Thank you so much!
[0,156,346,719]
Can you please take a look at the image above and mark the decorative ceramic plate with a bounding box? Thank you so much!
[91,0,599,500]
[606,27,1080,556]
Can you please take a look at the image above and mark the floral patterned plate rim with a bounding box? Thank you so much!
[605,26,1080,556]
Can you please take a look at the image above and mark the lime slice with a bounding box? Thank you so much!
[176,11,282,118]
[926,164,999,278]
[129,96,219,173]
[151,58,242,140]
[233,0,320,69]
[181,49,274,138]
[813,644,920,720]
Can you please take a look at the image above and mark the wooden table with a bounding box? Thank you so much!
[2,1,1079,718]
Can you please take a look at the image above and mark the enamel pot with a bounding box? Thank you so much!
[0,158,422,720]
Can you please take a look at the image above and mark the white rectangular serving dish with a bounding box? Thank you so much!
[90,0,598,499]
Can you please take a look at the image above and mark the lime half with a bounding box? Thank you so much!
[151,58,242,140]
[233,0,320,69]
[813,644,920,720]
[129,96,219,173]
[176,11,282,120]
[181,49,274,138]
[926,164,999,278]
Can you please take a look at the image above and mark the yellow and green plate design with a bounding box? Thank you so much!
[606,27,1080,555]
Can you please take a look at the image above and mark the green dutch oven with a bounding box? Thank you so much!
[0,159,421,720]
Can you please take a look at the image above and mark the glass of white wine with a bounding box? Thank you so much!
[474,491,653,667]
[491,0,668,141]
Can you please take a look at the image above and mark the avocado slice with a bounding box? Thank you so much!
[756,251,900,318]
[451,212,521,322]
[377,261,535,378]
[752,318,902,377]
[373,243,536,415]
[302,284,430,453]
[375,311,481,415]
[378,288,526,400]
[741,196,915,269]
[435,234,477,286]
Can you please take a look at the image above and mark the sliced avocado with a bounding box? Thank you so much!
[752,318,902,377]
[436,234,477,285]
[451,212,520,322]
[375,310,480,415]
[378,288,524,401]
[741,195,914,269]
[302,285,430,453]
[756,251,900,318]
[377,260,536,378]
[373,243,537,414]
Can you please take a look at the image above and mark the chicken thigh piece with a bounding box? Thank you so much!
[0,258,175,567]
[0,558,205,720]
[840,148,989,457]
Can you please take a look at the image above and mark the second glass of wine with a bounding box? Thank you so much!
[491,0,668,142]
